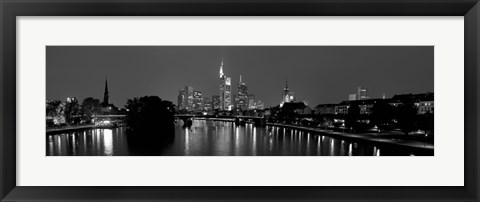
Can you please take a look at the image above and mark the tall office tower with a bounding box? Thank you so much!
[237,75,249,110]
[225,77,232,110]
[192,91,203,111]
[177,88,187,110]
[219,59,232,111]
[185,86,194,111]
[357,86,369,100]
[212,95,220,110]
[233,94,238,108]
[203,97,212,111]
[248,94,255,109]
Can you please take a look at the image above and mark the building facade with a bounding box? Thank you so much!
[248,94,255,109]
[349,94,357,101]
[357,86,369,100]
[315,104,336,115]
[212,95,220,110]
[177,88,186,110]
[185,86,194,111]
[390,92,434,114]
[203,97,212,111]
[255,100,264,110]
[192,90,203,112]
[236,75,249,110]
[219,60,232,111]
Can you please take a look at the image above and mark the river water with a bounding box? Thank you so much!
[47,120,420,156]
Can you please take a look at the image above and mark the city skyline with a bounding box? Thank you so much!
[47,46,433,108]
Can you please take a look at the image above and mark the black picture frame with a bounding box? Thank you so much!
[1,0,479,201]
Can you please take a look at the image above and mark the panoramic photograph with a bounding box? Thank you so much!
[46,46,434,156]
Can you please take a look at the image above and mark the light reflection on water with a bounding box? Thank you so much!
[46,120,417,156]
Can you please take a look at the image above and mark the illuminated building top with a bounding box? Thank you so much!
[219,59,224,78]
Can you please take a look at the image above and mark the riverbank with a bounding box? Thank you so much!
[46,124,96,134]
[267,123,434,154]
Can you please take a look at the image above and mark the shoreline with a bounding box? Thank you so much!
[46,124,96,134]
[266,122,434,153]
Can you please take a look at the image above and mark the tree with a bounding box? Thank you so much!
[395,101,418,135]
[65,101,80,124]
[82,97,101,123]
[125,96,176,134]
[46,100,61,117]
[345,104,360,130]
[371,101,394,131]
[417,112,434,135]
[53,102,67,125]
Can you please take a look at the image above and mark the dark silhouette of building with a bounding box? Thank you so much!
[281,102,312,114]
[102,76,110,106]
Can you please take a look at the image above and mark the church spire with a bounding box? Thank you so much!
[103,75,110,106]
[284,79,289,90]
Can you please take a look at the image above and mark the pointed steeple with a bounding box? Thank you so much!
[103,75,110,106]
[240,75,242,84]
[284,79,289,90]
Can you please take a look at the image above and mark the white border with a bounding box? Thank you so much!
[17,17,464,186]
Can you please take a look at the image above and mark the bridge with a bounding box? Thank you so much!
[92,114,126,123]
[174,114,266,126]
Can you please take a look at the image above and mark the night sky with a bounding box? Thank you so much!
[46,46,433,108]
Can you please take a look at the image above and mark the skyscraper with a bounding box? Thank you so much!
[219,59,232,111]
[357,86,369,100]
[177,88,186,110]
[193,90,203,111]
[237,75,249,110]
[185,86,194,111]
[225,77,232,110]
[212,95,220,110]
[248,94,255,109]
[203,97,212,111]
[102,76,110,106]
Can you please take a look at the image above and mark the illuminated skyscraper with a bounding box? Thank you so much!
[357,86,369,100]
[219,59,232,111]
[177,88,186,110]
[193,91,203,111]
[212,95,220,110]
[248,94,255,109]
[203,97,212,111]
[237,75,249,110]
[182,86,194,111]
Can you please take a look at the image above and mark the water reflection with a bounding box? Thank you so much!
[47,128,130,156]
[47,120,421,156]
